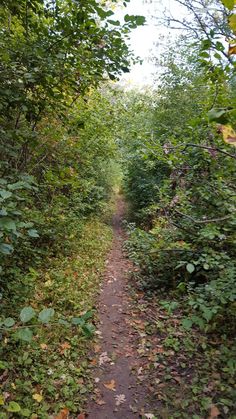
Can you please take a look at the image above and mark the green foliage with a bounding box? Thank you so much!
[122,38,236,334]
[0,1,144,413]
[0,218,113,415]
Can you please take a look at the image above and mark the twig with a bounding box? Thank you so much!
[174,209,234,224]
[166,143,236,160]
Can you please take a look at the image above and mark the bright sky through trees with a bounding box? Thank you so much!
[116,0,186,87]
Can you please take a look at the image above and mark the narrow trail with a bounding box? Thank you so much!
[88,197,146,418]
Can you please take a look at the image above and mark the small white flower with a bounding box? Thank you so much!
[47,368,53,375]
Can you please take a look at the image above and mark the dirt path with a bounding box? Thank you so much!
[87,197,146,419]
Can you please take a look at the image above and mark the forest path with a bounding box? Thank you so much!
[87,196,147,419]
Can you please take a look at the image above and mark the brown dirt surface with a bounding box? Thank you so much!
[87,197,150,419]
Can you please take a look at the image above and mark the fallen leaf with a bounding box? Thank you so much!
[40,343,48,350]
[60,342,71,352]
[104,379,116,391]
[77,378,84,385]
[96,399,106,406]
[115,394,126,406]
[77,414,85,419]
[55,408,69,419]
[94,344,101,353]
[209,404,220,419]
[32,393,43,403]
[99,352,111,366]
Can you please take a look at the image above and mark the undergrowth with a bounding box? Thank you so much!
[0,218,113,417]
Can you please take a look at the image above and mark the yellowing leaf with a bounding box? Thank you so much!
[219,124,236,146]
[229,14,236,34]
[0,395,4,406]
[228,43,236,55]
[32,393,43,403]
[221,0,236,10]
[103,379,116,391]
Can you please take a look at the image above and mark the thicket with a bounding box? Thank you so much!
[0,0,144,332]
[122,0,236,334]
[0,0,145,415]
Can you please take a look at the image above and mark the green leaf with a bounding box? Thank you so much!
[208,108,229,123]
[0,190,12,200]
[107,19,120,26]
[21,408,31,417]
[136,15,146,25]
[182,318,193,330]
[0,244,14,255]
[124,14,146,26]
[20,307,36,323]
[38,308,54,323]
[202,307,214,321]
[4,317,15,328]
[0,209,7,216]
[28,229,39,238]
[15,327,33,342]
[7,401,21,412]
[0,218,16,231]
[81,310,94,321]
[71,317,84,326]
[81,323,95,337]
[186,263,195,274]
[221,0,235,10]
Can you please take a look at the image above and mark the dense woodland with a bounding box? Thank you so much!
[0,0,236,417]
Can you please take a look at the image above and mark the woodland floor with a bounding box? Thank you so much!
[87,198,149,418]
[1,197,234,418]
[86,197,236,419]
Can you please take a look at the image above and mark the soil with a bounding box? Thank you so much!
[87,197,148,419]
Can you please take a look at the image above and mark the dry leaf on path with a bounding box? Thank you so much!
[94,344,101,353]
[104,379,116,391]
[96,399,106,406]
[115,394,126,406]
[99,352,111,366]
[208,404,220,418]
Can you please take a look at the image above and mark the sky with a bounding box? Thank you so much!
[114,0,186,87]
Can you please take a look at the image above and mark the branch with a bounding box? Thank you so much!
[173,209,234,224]
[166,143,236,160]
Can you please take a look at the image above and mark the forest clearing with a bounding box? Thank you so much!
[0,0,236,418]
